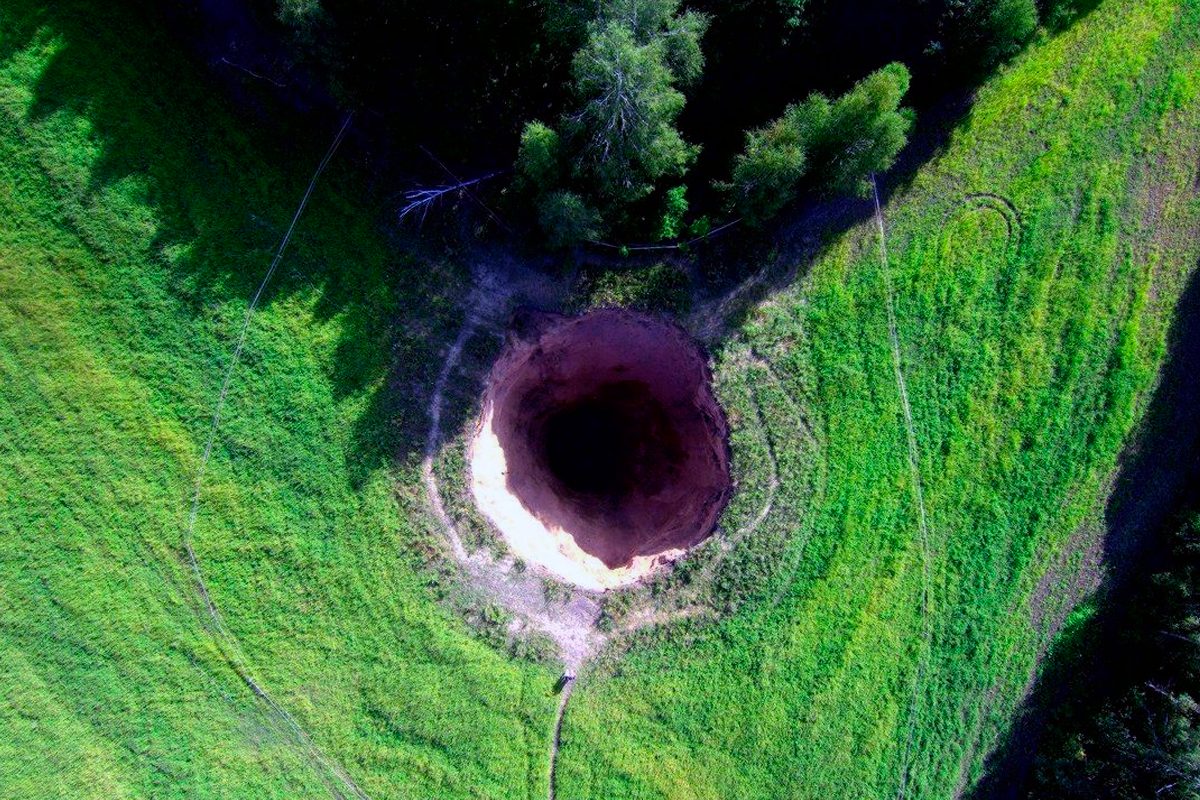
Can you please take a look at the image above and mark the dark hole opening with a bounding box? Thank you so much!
[479,309,732,574]
[541,381,683,500]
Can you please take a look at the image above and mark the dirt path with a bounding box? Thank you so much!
[547,680,575,800]
[871,175,935,800]
[421,319,477,562]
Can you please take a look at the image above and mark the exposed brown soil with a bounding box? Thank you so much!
[469,308,731,589]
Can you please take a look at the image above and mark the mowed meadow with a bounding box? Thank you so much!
[557,0,1200,797]
[1,2,1199,800]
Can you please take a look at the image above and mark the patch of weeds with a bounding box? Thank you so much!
[435,438,501,555]
[463,600,512,649]
[541,577,573,604]
[571,262,692,315]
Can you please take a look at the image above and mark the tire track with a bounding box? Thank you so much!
[547,678,574,800]
[736,351,829,610]
[871,174,934,800]
[736,370,783,541]
[720,348,784,546]
[944,193,1022,250]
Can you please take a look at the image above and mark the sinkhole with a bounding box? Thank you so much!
[468,308,732,590]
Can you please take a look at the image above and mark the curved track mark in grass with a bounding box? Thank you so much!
[734,379,782,542]
[721,348,784,546]
[942,193,1023,276]
[748,350,819,446]
[872,174,935,800]
[738,352,829,610]
[421,266,518,561]
[422,318,477,561]
[951,193,1023,249]
[181,114,370,800]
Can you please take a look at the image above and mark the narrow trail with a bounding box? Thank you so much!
[422,318,478,562]
[181,114,370,800]
[548,680,574,800]
[871,174,935,800]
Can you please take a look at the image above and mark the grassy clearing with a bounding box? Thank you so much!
[557,0,1200,797]
[568,263,693,315]
[3,0,1200,798]
[0,3,558,798]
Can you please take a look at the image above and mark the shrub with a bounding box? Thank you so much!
[578,262,691,314]
[657,185,690,240]
[515,121,562,196]
[986,0,1039,62]
[277,0,324,30]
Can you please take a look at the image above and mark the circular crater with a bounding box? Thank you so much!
[469,308,731,590]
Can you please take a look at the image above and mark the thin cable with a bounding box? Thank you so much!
[182,112,369,800]
[872,174,933,800]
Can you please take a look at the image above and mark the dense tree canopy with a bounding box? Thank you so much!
[724,63,912,226]
[254,0,1085,242]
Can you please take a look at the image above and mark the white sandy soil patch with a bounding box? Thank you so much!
[470,403,687,590]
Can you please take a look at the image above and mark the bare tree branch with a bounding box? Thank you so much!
[398,171,503,227]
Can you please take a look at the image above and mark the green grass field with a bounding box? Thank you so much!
[0,4,560,798]
[2,0,1199,798]
[557,0,1200,796]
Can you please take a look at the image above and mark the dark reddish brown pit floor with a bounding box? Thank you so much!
[484,308,731,569]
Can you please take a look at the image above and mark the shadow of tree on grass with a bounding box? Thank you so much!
[5,0,473,491]
[965,264,1200,798]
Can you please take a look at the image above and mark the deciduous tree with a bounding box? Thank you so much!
[722,62,912,225]
[793,61,913,196]
[723,112,807,225]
